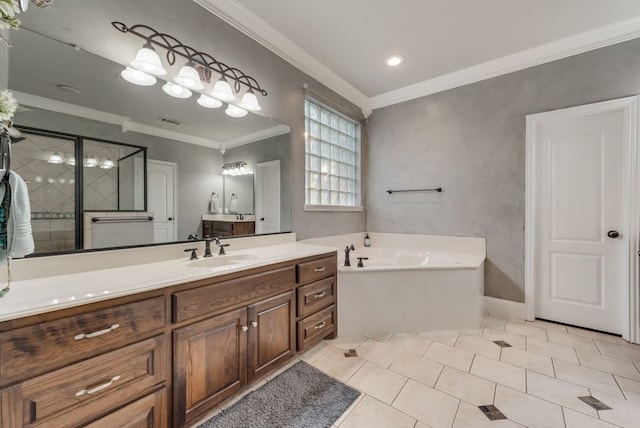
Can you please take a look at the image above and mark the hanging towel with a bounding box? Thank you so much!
[210,192,220,213]
[228,193,239,214]
[0,170,35,259]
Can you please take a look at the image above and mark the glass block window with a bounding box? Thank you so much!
[304,98,360,208]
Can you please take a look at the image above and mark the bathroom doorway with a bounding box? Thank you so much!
[525,96,640,343]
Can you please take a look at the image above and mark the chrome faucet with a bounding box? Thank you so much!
[344,244,355,267]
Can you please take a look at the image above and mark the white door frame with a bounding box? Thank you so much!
[525,96,640,343]
[147,159,178,242]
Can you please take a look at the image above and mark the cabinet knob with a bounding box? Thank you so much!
[251,321,258,328]
[241,325,249,332]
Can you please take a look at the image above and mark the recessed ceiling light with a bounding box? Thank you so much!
[384,55,404,67]
[56,84,80,94]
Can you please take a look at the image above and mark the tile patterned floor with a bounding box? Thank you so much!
[299,316,640,428]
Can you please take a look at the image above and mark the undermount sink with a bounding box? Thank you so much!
[186,254,258,268]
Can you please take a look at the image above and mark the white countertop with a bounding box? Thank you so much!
[0,243,337,323]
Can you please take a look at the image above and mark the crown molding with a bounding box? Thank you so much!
[11,91,221,148]
[193,0,372,117]
[224,123,290,149]
[370,15,640,109]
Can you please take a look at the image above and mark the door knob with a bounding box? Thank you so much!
[260,217,265,221]
[168,217,173,221]
[607,230,620,238]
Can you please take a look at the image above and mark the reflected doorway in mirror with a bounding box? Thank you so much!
[255,160,280,234]
[147,159,177,243]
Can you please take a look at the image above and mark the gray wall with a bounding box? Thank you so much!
[367,38,640,303]
[224,133,292,232]
[14,107,223,241]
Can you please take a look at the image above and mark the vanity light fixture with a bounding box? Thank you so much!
[84,156,98,168]
[100,158,115,170]
[197,94,223,109]
[384,55,404,67]
[121,66,157,86]
[113,22,266,117]
[162,82,192,99]
[47,152,63,164]
[66,155,76,166]
[222,160,253,176]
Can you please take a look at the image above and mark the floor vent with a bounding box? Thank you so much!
[578,396,611,411]
[343,349,358,358]
[493,340,512,348]
[478,404,507,420]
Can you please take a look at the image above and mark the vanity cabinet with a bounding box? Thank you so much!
[0,250,336,427]
[202,220,255,238]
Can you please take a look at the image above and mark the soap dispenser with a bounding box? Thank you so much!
[364,232,371,247]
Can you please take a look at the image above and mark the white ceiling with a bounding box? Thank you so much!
[206,0,640,112]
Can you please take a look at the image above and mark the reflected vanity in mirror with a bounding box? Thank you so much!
[7,6,292,255]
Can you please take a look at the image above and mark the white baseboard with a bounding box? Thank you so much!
[484,296,527,321]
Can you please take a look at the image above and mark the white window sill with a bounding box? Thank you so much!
[304,205,364,212]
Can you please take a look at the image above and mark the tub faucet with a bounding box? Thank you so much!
[357,257,369,268]
[344,244,355,267]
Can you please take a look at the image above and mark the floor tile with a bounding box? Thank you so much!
[505,321,548,340]
[494,385,565,428]
[424,341,474,372]
[455,334,501,360]
[338,395,416,428]
[413,422,433,428]
[576,348,640,381]
[356,339,401,368]
[470,355,525,392]
[481,316,506,330]
[553,359,624,398]
[500,347,554,376]
[527,337,579,363]
[331,394,366,428]
[482,328,526,349]
[392,380,460,428]
[435,366,495,406]
[457,328,484,337]
[566,326,620,344]
[417,329,460,346]
[326,335,368,350]
[312,346,366,382]
[615,374,640,402]
[595,340,640,363]
[347,362,407,405]
[591,390,640,427]
[299,341,330,364]
[563,407,620,428]
[386,332,433,356]
[388,352,443,387]
[547,329,600,353]
[453,401,524,428]
[366,332,394,342]
[526,319,568,332]
[526,371,597,417]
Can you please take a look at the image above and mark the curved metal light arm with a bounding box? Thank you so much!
[112,21,268,96]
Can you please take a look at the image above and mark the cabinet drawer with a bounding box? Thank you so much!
[0,296,166,383]
[296,276,336,318]
[173,266,296,323]
[212,221,233,232]
[84,387,167,428]
[20,335,166,427]
[297,304,336,352]
[297,255,337,284]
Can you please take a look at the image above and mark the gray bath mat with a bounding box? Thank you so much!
[198,361,361,428]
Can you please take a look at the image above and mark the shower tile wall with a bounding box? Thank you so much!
[83,166,118,210]
[12,133,76,253]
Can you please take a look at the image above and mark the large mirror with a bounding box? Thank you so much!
[7,0,292,255]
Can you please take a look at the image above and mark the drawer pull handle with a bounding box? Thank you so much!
[75,375,121,397]
[314,321,326,330]
[74,324,120,341]
[314,292,327,299]
[241,325,249,332]
[251,321,258,328]
[314,266,326,272]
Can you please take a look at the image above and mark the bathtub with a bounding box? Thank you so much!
[300,233,485,336]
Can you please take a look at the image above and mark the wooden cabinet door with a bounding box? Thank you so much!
[173,308,247,427]
[247,291,295,383]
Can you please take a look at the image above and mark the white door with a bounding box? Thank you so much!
[147,160,177,243]
[530,106,627,334]
[255,160,280,234]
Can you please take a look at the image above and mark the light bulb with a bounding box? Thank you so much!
[84,156,98,168]
[162,82,192,99]
[121,67,157,86]
[225,104,248,118]
[211,78,236,102]
[174,64,204,90]
[100,159,115,170]
[130,45,167,76]
[66,156,76,166]
[239,91,261,112]
[48,152,63,164]
[197,94,223,109]
[384,55,404,67]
